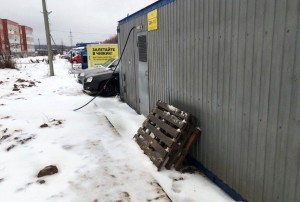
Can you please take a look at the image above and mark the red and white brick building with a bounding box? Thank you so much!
[20,25,35,54]
[0,18,34,56]
[0,19,4,51]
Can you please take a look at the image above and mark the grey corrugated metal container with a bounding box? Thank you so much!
[118,0,300,201]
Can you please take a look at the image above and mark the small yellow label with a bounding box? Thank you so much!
[147,9,158,31]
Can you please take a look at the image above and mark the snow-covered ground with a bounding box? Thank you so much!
[0,57,233,202]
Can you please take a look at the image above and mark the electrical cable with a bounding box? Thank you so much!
[73,26,136,111]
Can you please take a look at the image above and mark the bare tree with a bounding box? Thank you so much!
[101,35,118,44]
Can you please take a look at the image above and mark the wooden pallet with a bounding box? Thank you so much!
[134,100,201,171]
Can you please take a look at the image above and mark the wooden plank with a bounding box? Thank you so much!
[148,114,180,138]
[174,127,201,170]
[138,128,168,158]
[144,122,174,148]
[156,100,189,120]
[164,148,179,170]
[153,107,186,128]
[133,133,139,139]
[135,137,164,169]
[165,124,196,170]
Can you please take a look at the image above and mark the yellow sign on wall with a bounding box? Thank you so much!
[147,9,158,31]
[87,44,118,68]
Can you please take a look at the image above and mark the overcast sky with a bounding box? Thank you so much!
[0,0,156,46]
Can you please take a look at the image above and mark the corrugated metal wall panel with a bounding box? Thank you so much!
[281,0,300,201]
[118,0,300,201]
[248,0,265,198]
[119,20,139,111]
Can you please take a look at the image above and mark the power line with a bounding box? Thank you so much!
[51,29,114,35]
[50,34,57,47]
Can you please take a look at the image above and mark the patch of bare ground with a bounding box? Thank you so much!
[40,119,64,128]
[12,78,41,91]
[0,128,35,152]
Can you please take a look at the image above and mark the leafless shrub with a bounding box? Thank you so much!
[0,51,17,69]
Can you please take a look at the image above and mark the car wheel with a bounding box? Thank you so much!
[98,81,116,97]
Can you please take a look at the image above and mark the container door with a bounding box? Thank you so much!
[137,34,149,115]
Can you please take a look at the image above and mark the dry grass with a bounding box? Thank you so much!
[0,60,16,69]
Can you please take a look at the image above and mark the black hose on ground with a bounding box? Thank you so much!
[73,26,136,111]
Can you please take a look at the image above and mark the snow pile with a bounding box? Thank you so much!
[0,57,233,202]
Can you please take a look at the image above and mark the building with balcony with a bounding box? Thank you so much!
[0,19,4,52]
[0,18,34,56]
[20,25,35,55]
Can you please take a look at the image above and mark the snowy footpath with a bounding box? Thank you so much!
[0,57,233,202]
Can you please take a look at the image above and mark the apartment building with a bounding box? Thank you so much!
[0,18,34,56]
[20,25,35,55]
[0,19,4,51]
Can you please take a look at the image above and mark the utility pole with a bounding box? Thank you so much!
[69,30,73,47]
[42,0,54,76]
[38,38,41,50]
[61,40,64,53]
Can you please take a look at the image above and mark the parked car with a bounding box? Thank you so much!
[69,52,81,63]
[77,58,118,83]
[62,47,85,61]
[60,52,71,60]
[83,66,119,97]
